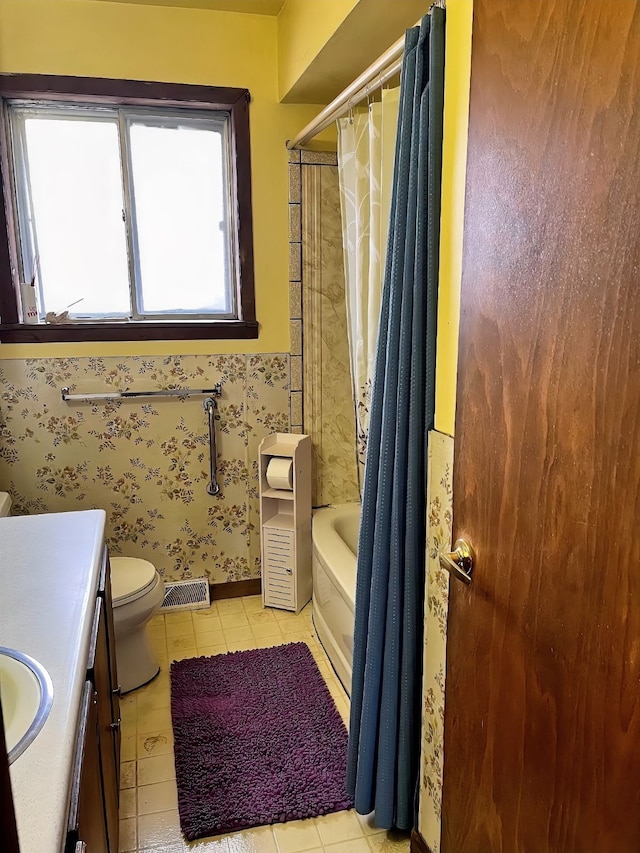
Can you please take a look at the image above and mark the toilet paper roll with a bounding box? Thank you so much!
[266,457,294,491]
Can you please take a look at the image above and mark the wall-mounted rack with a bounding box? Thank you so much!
[60,384,222,403]
[60,383,223,497]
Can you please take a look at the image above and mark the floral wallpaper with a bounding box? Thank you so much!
[0,353,290,584]
[419,430,453,853]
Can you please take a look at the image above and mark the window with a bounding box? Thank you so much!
[0,76,257,342]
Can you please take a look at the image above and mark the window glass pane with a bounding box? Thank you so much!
[128,121,231,315]
[22,116,130,317]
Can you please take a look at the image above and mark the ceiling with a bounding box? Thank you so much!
[92,0,286,14]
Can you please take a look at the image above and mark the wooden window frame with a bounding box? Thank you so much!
[0,74,258,343]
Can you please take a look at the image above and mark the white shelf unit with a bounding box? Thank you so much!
[259,433,312,613]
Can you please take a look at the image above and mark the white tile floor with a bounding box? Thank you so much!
[118,596,410,853]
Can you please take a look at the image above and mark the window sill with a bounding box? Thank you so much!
[0,319,259,343]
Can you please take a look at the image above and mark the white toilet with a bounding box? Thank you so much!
[110,557,165,693]
[0,492,12,517]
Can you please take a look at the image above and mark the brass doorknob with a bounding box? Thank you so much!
[438,539,474,585]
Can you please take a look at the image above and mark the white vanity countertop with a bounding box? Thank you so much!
[0,509,106,853]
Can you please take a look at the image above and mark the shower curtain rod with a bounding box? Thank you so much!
[286,34,405,150]
[287,5,444,150]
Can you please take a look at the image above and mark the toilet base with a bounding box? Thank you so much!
[121,664,160,695]
[116,627,161,694]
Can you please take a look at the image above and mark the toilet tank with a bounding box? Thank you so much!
[0,492,12,517]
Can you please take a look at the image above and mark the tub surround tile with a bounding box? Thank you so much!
[289,202,302,242]
[301,165,359,506]
[288,162,302,203]
[289,241,302,282]
[301,150,338,166]
[290,390,303,426]
[290,279,302,319]
[290,319,303,357]
[290,355,303,392]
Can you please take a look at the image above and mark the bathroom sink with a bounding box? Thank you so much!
[0,647,53,764]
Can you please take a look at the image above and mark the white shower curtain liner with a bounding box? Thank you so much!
[337,88,400,488]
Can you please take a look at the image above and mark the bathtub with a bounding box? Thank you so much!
[311,502,360,696]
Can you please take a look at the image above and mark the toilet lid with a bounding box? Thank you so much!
[110,557,158,606]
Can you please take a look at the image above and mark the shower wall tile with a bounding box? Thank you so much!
[288,203,301,243]
[290,355,303,393]
[289,280,302,319]
[301,150,338,166]
[289,319,302,357]
[288,162,301,203]
[301,164,359,506]
[288,241,302,282]
[0,353,289,585]
[289,390,303,427]
[419,429,453,853]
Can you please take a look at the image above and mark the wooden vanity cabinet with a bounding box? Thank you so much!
[66,548,121,853]
[69,682,108,853]
[0,701,20,853]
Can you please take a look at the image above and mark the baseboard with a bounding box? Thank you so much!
[210,579,261,600]
[410,829,434,853]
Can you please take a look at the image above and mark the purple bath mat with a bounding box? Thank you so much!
[170,641,353,840]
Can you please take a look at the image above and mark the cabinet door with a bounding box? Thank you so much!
[98,548,121,780]
[68,681,108,853]
[262,527,296,610]
[0,700,20,853]
[88,597,120,853]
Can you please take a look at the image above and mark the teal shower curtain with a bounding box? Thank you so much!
[346,9,445,831]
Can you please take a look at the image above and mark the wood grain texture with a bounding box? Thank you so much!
[411,829,434,853]
[210,578,261,600]
[441,2,640,852]
[0,701,20,853]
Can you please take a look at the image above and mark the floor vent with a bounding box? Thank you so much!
[161,578,210,612]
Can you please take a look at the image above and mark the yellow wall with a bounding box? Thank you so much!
[277,0,358,101]
[433,0,473,437]
[0,0,323,359]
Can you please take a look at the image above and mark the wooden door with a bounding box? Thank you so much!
[441,2,640,851]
